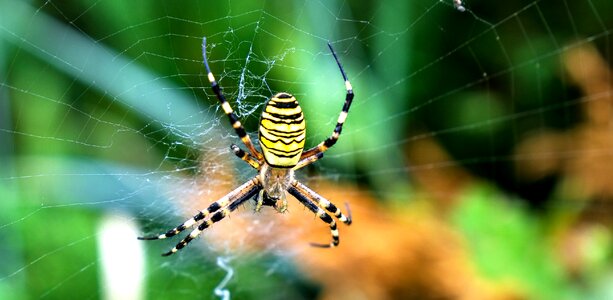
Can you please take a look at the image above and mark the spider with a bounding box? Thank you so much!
[138,37,354,256]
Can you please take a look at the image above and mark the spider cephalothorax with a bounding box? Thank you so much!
[257,164,294,212]
[139,37,354,256]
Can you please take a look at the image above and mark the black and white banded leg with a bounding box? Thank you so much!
[231,144,261,170]
[291,181,352,225]
[139,177,261,256]
[292,152,324,171]
[288,184,350,248]
[202,37,263,161]
[300,42,355,166]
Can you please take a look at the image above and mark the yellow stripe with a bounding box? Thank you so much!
[260,135,304,153]
[271,95,296,102]
[260,128,305,144]
[260,119,305,133]
[265,105,302,116]
[262,153,300,167]
[259,125,304,138]
[264,147,303,157]
[261,111,304,123]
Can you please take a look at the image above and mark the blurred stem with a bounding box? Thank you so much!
[0,190,25,297]
[0,31,26,298]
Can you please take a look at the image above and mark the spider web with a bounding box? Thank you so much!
[1,0,613,299]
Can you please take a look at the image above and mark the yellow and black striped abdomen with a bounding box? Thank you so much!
[259,92,306,168]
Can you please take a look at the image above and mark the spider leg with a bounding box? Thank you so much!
[299,42,354,164]
[138,177,262,255]
[291,181,352,225]
[138,204,223,241]
[162,184,262,256]
[254,189,265,212]
[288,184,350,248]
[231,144,260,169]
[202,37,263,161]
[138,178,260,241]
[292,152,323,171]
[287,186,338,247]
[161,178,262,256]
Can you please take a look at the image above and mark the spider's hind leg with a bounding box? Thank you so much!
[299,42,354,164]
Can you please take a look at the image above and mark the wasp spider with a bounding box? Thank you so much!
[138,37,354,256]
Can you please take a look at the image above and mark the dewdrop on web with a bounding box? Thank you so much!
[453,0,466,12]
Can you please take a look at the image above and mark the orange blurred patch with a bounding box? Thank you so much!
[405,134,475,213]
[163,130,522,299]
[278,181,507,300]
[513,42,613,278]
[515,42,613,203]
[177,165,518,299]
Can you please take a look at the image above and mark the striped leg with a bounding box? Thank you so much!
[291,181,352,225]
[287,186,339,247]
[231,144,260,170]
[300,42,354,163]
[202,37,263,160]
[161,178,262,256]
[138,202,225,241]
[292,152,323,171]
[139,177,261,256]
[288,185,349,248]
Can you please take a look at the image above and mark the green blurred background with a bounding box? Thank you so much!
[1,0,613,299]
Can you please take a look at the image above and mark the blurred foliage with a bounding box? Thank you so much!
[454,186,577,299]
[1,0,613,299]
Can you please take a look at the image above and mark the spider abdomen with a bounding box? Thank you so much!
[259,92,306,167]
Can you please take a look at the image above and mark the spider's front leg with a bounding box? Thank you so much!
[202,37,263,161]
[298,42,354,169]
[231,144,260,170]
